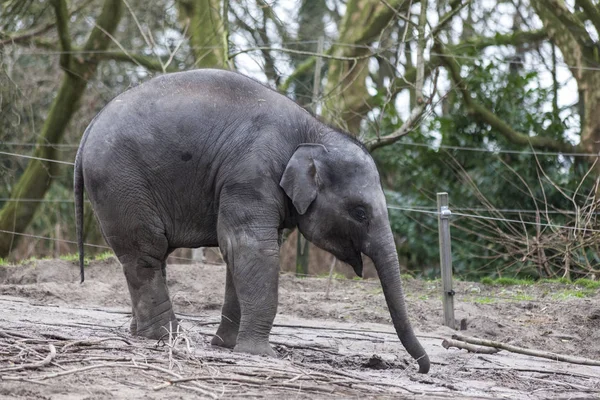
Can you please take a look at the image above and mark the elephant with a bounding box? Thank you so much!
[74,69,430,374]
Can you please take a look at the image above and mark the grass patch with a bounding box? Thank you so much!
[472,296,495,304]
[512,293,534,301]
[60,254,90,266]
[94,251,115,261]
[480,277,534,286]
[552,289,592,300]
[538,277,571,284]
[401,274,414,281]
[18,256,41,265]
[0,257,8,266]
[573,278,600,289]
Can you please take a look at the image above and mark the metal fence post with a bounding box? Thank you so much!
[437,192,455,329]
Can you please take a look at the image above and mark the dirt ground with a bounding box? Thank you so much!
[0,258,599,399]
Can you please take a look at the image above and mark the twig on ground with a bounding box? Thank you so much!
[442,338,500,354]
[467,365,600,380]
[61,337,132,351]
[518,375,599,392]
[0,344,56,373]
[452,334,600,366]
[0,330,36,340]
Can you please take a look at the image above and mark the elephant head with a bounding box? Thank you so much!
[280,138,430,374]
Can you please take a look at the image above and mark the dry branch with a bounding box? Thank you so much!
[61,337,132,351]
[442,338,500,354]
[452,334,600,366]
[0,344,56,372]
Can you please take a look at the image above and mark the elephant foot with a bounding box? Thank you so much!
[211,330,237,349]
[136,319,180,340]
[133,308,180,340]
[234,341,276,357]
[130,317,137,335]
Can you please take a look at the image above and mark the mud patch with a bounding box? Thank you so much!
[0,258,599,399]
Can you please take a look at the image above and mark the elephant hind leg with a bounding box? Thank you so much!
[211,265,240,349]
[124,261,172,339]
[120,254,178,339]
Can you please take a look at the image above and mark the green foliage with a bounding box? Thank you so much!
[512,293,534,301]
[371,59,595,280]
[552,289,592,300]
[573,278,600,289]
[480,277,534,286]
[60,253,89,266]
[538,277,572,284]
[0,257,8,266]
[94,251,115,261]
[472,297,495,304]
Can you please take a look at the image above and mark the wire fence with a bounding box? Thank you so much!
[6,41,600,73]
[1,148,598,234]
[0,227,593,308]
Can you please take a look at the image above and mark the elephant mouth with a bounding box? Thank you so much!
[341,252,363,278]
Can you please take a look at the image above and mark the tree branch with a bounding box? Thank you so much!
[366,0,467,149]
[51,0,72,70]
[575,0,600,37]
[366,103,426,151]
[435,40,579,154]
[540,0,593,50]
[83,0,123,52]
[415,0,428,103]
[455,29,546,53]
[92,52,177,72]
[0,0,93,48]
[452,334,600,366]
[531,0,595,75]
[0,23,55,47]
[279,56,316,92]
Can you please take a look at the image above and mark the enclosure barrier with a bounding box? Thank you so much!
[437,192,455,329]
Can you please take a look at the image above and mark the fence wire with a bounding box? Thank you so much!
[0,227,593,307]
[1,148,598,234]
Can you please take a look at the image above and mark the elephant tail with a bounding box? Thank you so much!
[74,143,85,283]
[74,114,98,283]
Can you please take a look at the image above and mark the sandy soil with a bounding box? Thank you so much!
[0,257,599,399]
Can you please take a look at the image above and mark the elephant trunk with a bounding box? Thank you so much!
[366,225,430,374]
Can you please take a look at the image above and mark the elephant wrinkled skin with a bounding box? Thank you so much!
[74,69,430,373]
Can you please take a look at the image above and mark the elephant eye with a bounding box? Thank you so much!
[350,206,368,222]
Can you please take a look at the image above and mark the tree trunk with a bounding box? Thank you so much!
[530,0,600,191]
[0,0,123,258]
[177,0,225,67]
[323,0,407,135]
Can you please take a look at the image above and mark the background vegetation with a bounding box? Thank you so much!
[1,0,599,281]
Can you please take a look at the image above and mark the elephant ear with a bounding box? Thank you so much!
[280,144,327,215]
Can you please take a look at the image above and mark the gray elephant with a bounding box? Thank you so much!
[74,69,430,373]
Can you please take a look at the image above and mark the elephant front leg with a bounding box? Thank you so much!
[233,250,279,357]
[122,256,178,339]
[217,228,280,357]
[211,266,240,348]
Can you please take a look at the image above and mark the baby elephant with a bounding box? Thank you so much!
[74,69,430,373]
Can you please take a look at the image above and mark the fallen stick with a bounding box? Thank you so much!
[61,337,132,352]
[467,365,599,379]
[0,344,56,373]
[1,362,219,399]
[442,339,499,354]
[452,334,600,367]
[158,375,337,394]
[518,375,599,392]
